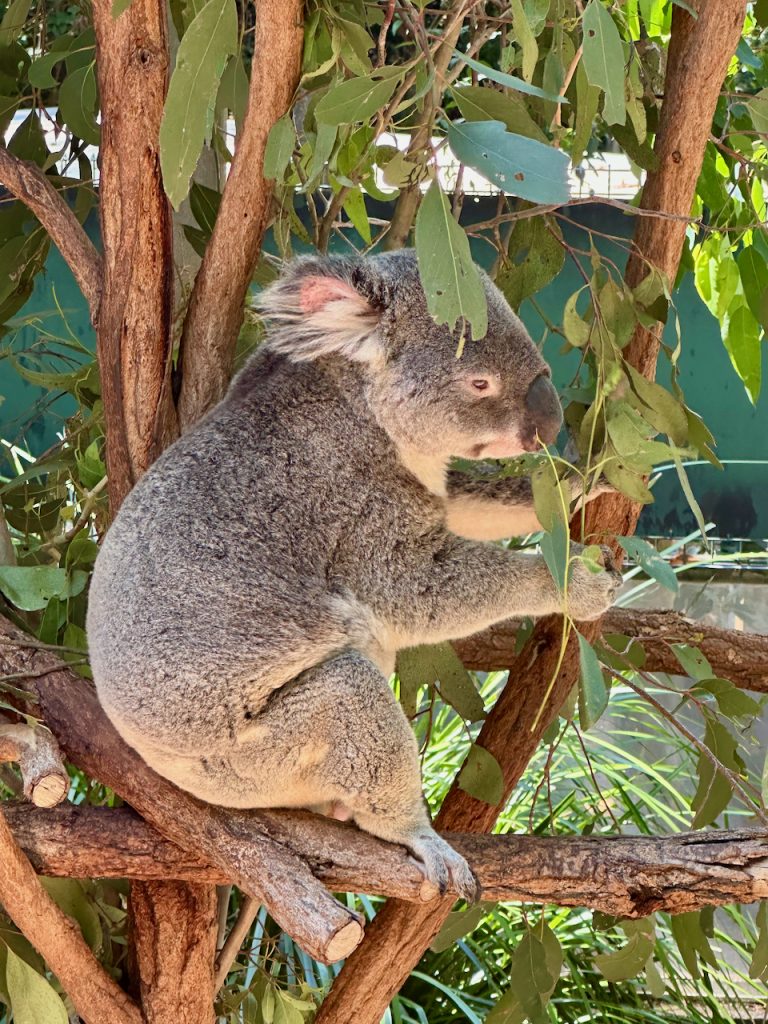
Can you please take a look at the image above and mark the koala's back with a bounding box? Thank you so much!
[87,350,411,744]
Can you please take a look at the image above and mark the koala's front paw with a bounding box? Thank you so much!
[406,828,479,903]
[566,545,623,621]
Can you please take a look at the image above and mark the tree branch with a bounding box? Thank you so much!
[315,4,749,1020]
[0,804,142,1024]
[0,617,363,965]
[0,718,68,807]
[454,608,768,692]
[176,0,303,432]
[6,804,768,919]
[92,0,177,513]
[0,149,103,320]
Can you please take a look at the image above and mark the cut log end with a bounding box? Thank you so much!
[29,773,69,808]
[325,919,365,963]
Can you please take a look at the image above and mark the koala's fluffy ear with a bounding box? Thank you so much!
[259,257,383,364]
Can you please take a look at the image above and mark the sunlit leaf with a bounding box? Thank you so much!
[617,535,677,592]
[582,0,626,126]
[458,744,504,805]
[4,945,67,1024]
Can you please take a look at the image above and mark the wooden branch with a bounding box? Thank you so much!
[6,804,768,918]
[0,617,363,965]
[128,880,218,1024]
[454,608,768,693]
[315,4,749,1020]
[0,719,68,807]
[0,148,103,319]
[0,804,142,1024]
[92,0,177,513]
[176,0,303,432]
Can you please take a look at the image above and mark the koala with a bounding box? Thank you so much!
[87,250,620,902]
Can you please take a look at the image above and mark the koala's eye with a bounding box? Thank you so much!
[464,375,499,397]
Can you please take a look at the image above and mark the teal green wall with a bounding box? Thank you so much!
[1,201,766,538]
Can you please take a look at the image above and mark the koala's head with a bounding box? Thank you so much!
[260,250,562,460]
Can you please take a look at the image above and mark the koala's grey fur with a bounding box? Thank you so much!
[87,250,619,901]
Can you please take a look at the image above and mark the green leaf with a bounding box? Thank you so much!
[617,536,677,592]
[263,114,296,181]
[415,180,488,341]
[451,85,547,142]
[541,519,569,592]
[723,302,762,404]
[0,0,31,46]
[595,920,654,981]
[691,716,741,829]
[431,904,489,953]
[511,0,538,81]
[487,924,563,1024]
[216,54,249,130]
[40,879,101,953]
[315,67,402,126]
[0,566,88,612]
[562,288,591,347]
[458,53,567,104]
[582,0,626,126]
[396,643,485,722]
[28,38,73,89]
[750,902,768,981]
[4,945,67,1024]
[447,120,570,206]
[602,456,654,503]
[112,0,133,15]
[571,62,600,165]
[458,744,504,805]
[670,911,717,979]
[670,643,712,680]
[746,88,768,135]
[160,0,238,210]
[692,678,762,723]
[737,245,768,334]
[58,63,100,146]
[625,365,688,445]
[531,463,569,533]
[577,633,608,729]
[342,186,371,245]
[496,216,565,309]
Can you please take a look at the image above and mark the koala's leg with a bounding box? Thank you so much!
[232,651,478,902]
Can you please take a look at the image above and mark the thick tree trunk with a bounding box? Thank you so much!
[129,881,218,1024]
[92,0,177,513]
[315,4,748,1021]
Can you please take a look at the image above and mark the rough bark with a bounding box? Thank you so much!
[176,0,303,431]
[4,803,768,917]
[0,150,102,318]
[92,0,176,513]
[0,804,142,1024]
[129,881,218,1024]
[316,4,749,1020]
[454,608,768,692]
[0,618,363,965]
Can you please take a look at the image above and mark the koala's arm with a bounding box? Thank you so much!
[444,469,612,541]
[374,534,620,649]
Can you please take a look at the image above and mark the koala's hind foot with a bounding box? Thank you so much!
[236,652,478,903]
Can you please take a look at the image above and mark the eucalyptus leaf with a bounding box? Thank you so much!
[431,904,489,953]
[447,120,570,205]
[617,536,677,592]
[315,66,402,125]
[541,519,569,592]
[496,215,565,309]
[4,945,68,1024]
[737,245,768,334]
[691,716,741,829]
[723,302,761,404]
[458,744,504,805]
[263,114,296,181]
[58,63,100,145]
[0,566,88,612]
[415,180,488,341]
[595,922,654,981]
[577,633,608,729]
[670,643,712,680]
[41,878,101,953]
[582,0,626,126]
[670,911,717,979]
[458,53,567,104]
[451,85,547,142]
[511,0,538,82]
[160,0,237,210]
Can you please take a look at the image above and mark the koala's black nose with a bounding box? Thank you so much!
[524,375,563,446]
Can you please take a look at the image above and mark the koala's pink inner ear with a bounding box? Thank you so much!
[299,275,364,314]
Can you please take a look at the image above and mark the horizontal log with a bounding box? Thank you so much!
[454,608,768,693]
[7,803,768,918]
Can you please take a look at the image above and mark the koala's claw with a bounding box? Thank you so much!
[567,543,623,621]
[407,830,479,904]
